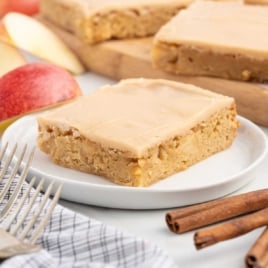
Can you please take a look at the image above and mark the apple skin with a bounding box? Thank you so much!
[0,2,9,18]
[0,0,39,17]
[0,62,82,123]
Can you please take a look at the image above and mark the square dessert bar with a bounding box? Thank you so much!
[37,78,239,187]
[40,0,192,44]
[152,1,268,82]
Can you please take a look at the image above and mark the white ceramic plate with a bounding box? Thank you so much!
[2,114,268,209]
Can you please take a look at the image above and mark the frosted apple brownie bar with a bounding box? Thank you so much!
[40,0,192,44]
[152,1,268,82]
[37,78,239,187]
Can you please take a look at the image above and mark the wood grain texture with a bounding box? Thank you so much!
[39,17,268,126]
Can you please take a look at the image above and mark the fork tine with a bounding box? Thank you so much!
[0,143,8,163]
[0,145,63,259]
[17,180,55,241]
[9,178,45,237]
[2,177,36,232]
[0,144,24,203]
[0,145,35,219]
[29,183,63,244]
[0,143,18,184]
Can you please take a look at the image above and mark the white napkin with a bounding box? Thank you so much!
[0,166,177,268]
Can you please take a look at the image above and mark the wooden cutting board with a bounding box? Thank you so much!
[40,17,268,127]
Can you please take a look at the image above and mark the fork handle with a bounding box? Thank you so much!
[0,229,20,250]
[0,230,41,259]
[0,243,41,259]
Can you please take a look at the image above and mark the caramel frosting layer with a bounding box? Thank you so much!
[154,1,268,58]
[37,79,234,157]
[58,0,191,14]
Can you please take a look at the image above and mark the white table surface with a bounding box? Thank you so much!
[1,71,267,268]
[56,72,268,268]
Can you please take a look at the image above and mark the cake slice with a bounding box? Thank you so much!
[152,1,268,82]
[37,78,239,187]
[40,0,192,44]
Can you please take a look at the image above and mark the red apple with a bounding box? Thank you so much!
[0,1,11,17]
[0,2,9,18]
[0,0,39,17]
[0,62,82,130]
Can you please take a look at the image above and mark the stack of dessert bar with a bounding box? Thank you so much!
[36,0,268,186]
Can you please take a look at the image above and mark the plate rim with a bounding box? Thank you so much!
[1,114,268,208]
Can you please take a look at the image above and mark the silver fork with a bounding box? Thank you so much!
[0,143,63,259]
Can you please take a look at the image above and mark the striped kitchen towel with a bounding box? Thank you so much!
[0,165,177,268]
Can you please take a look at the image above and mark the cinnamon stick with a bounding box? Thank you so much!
[194,207,268,250]
[165,188,268,234]
[246,226,268,268]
